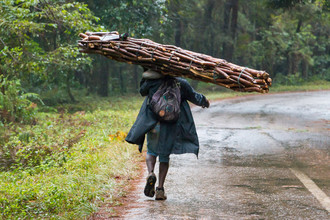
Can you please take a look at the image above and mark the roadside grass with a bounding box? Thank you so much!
[269,80,330,92]
[0,95,145,219]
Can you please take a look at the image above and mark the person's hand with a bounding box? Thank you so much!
[202,99,210,108]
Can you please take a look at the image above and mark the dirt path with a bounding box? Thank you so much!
[117,91,330,219]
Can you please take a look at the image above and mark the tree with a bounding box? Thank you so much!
[0,0,103,103]
[222,0,239,61]
[78,0,168,95]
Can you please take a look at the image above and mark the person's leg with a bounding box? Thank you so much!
[146,153,157,174]
[155,155,169,200]
[146,123,159,175]
[158,162,169,188]
[144,123,160,198]
[144,153,157,197]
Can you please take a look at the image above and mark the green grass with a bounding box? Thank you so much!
[0,95,145,219]
[269,80,330,92]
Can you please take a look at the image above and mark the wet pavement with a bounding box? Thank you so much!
[123,91,330,219]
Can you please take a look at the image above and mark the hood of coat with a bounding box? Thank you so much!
[142,69,164,79]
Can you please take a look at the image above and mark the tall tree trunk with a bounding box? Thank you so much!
[204,0,215,56]
[0,71,5,95]
[288,20,303,75]
[222,0,239,61]
[302,60,309,79]
[53,30,57,50]
[97,58,109,97]
[287,53,292,76]
[296,19,302,33]
[222,0,231,59]
[119,65,126,94]
[66,73,75,102]
[231,0,238,39]
[196,0,215,54]
[169,0,182,47]
[133,65,139,91]
[174,18,182,47]
[289,52,300,75]
[86,66,94,95]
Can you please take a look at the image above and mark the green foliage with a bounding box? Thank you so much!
[266,0,307,9]
[274,73,306,85]
[81,0,167,38]
[234,0,329,83]
[0,0,102,106]
[0,95,144,219]
[0,76,41,124]
[270,79,330,92]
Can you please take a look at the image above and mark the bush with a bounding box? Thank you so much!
[0,76,42,124]
[0,95,143,219]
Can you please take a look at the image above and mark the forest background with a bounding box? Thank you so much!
[0,0,329,219]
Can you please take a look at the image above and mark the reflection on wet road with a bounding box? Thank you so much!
[124,91,330,219]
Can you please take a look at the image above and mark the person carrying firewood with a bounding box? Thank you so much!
[125,69,210,200]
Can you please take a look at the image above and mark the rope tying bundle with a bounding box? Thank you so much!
[151,45,159,60]
[213,62,222,81]
[169,48,179,61]
[238,67,247,90]
[136,42,145,57]
[187,55,198,70]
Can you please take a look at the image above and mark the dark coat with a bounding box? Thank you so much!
[125,77,208,157]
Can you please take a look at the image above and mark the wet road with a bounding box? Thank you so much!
[124,91,330,219]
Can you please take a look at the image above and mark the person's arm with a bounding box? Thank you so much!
[139,78,149,96]
[179,78,210,108]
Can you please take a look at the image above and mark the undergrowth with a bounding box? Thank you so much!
[0,95,144,219]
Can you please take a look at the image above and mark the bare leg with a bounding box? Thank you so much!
[158,162,169,188]
[146,154,157,174]
[144,154,157,197]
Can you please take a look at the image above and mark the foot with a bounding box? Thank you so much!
[144,173,157,197]
[155,187,167,200]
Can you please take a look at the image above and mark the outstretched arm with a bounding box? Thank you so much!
[179,78,210,108]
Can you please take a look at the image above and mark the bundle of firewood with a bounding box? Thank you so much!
[78,32,272,93]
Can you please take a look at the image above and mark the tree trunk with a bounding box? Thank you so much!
[204,0,216,56]
[0,72,5,95]
[53,30,57,50]
[97,58,109,97]
[66,73,76,102]
[296,19,302,33]
[110,62,118,93]
[231,0,238,39]
[133,65,139,91]
[289,52,300,75]
[302,60,309,79]
[86,67,94,95]
[222,0,239,61]
[174,18,182,47]
[119,65,126,94]
[222,0,231,59]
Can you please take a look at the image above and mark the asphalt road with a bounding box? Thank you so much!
[123,91,330,220]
